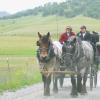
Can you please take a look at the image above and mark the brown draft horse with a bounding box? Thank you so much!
[36,32,61,96]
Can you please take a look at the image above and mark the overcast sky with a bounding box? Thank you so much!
[0,0,65,14]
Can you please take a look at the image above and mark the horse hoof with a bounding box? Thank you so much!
[81,89,87,95]
[70,92,78,97]
[81,91,87,95]
[60,85,63,88]
[53,89,58,93]
[77,88,82,93]
[44,89,50,96]
[44,92,50,96]
[71,94,78,98]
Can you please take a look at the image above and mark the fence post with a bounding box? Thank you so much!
[25,61,29,81]
[6,57,12,90]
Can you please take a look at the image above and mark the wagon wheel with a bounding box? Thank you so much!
[94,64,98,88]
[90,66,93,91]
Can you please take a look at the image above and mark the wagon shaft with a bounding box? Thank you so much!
[40,70,78,75]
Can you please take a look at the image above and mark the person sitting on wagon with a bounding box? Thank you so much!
[59,26,76,44]
[77,26,99,61]
[77,25,91,42]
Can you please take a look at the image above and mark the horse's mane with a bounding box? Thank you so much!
[72,37,83,61]
[53,41,62,58]
[76,37,93,60]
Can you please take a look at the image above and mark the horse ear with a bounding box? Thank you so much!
[47,32,50,38]
[38,32,42,38]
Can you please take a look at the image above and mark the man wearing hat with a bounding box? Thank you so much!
[77,25,91,42]
[59,26,75,44]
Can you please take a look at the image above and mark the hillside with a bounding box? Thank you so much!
[0,15,100,36]
[2,0,100,19]
[0,11,10,18]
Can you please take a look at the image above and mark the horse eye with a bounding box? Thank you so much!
[37,41,40,46]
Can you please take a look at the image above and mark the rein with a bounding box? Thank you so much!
[39,47,49,51]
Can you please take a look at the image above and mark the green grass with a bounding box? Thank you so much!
[0,57,41,92]
[0,15,100,36]
[0,15,99,56]
[0,36,37,56]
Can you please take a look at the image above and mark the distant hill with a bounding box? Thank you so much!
[1,0,100,19]
[0,11,10,18]
[0,15,100,36]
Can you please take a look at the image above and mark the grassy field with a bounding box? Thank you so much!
[0,15,100,56]
[0,15,100,36]
[0,36,37,56]
[0,56,41,92]
[0,15,100,92]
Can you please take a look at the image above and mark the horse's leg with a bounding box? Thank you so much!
[82,74,87,94]
[59,74,65,88]
[59,68,65,88]
[53,75,58,93]
[71,75,78,96]
[77,74,82,93]
[42,74,46,96]
[42,74,51,96]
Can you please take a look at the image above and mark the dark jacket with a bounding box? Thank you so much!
[77,31,91,42]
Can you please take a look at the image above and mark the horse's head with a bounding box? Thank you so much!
[62,36,77,66]
[37,32,53,62]
[63,36,76,54]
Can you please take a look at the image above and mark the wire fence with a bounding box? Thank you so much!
[0,57,41,92]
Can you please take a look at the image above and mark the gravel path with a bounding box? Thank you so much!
[0,72,100,100]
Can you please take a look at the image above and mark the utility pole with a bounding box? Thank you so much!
[56,15,59,40]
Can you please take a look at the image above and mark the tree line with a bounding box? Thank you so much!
[1,0,100,19]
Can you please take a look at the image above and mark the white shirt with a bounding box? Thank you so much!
[67,32,70,36]
[82,32,86,38]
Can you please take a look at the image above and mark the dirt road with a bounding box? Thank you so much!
[0,72,100,100]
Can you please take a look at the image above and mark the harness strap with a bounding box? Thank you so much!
[37,43,55,63]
